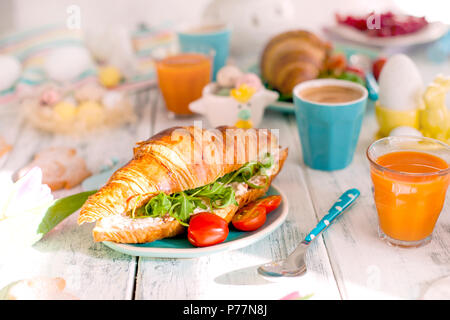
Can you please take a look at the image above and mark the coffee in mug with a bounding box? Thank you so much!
[299,85,364,104]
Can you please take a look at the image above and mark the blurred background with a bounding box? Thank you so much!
[1,0,448,57]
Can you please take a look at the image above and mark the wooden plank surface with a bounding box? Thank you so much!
[300,104,450,300]
[0,90,153,299]
[134,94,341,300]
[1,45,449,300]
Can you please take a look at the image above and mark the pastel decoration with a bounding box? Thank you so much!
[98,65,122,88]
[230,84,256,103]
[77,101,105,128]
[215,87,231,96]
[74,83,105,102]
[189,83,278,128]
[235,73,263,91]
[44,46,93,83]
[85,26,138,79]
[40,87,61,106]
[390,126,423,137]
[102,90,124,109]
[235,119,253,129]
[216,65,243,88]
[420,75,450,143]
[53,101,77,121]
[0,55,21,92]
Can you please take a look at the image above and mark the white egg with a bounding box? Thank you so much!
[378,54,423,111]
[389,126,423,137]
[0,55,21,91]
[44,46,92,83]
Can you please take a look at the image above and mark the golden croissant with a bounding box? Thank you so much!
[78,126,288,243]
[260,30,331,97]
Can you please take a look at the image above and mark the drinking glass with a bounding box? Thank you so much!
[155,47,214,116]
[367,136,450,247]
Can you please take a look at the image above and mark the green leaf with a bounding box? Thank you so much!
[177,193,195,221]
[145,192,171,217]
[134,155,275,224]
[37,190,97,235]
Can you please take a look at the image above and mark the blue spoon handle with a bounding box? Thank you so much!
[304,189,360,243]
[365,73,379,101]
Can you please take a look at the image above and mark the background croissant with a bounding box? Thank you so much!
[260,30,331,97]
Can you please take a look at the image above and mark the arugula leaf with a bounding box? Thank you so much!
[138,154,275,224]
[145,193,171,217]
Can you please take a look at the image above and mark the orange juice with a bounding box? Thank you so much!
[370,151,450,243]
[155,53,211,115]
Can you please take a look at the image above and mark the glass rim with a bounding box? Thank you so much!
[366,135,450,177]
[154,51,215,68]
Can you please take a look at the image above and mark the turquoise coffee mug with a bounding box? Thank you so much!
[177,24,231,80]
[293,79,368,171]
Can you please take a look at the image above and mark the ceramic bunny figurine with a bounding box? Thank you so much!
[189,83,279,128]
[420,75,450,143]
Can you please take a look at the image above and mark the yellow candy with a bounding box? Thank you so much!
[235,119,253,129]
[230,84,256,103]
[77,100,105,128]
[98,66,122,88]
[53,101,77,121]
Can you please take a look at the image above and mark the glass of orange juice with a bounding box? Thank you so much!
[367,136,450,248]
[155,49,214,116]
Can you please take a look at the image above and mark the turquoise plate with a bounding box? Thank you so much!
[103,184,288,258]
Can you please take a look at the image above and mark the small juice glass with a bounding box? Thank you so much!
[367,136,450,247]
[155,50,213,116]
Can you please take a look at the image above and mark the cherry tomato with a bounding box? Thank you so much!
[325,53,347,74]
[372,57,387,81]
[255,195,282,214]
[232,203,267,232]
[187,212,229,247]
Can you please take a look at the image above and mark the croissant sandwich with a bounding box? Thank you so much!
[78,126,288,244]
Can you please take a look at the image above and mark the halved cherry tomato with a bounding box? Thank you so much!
[255,195,282,214]
[372,57,387,81]
[345,66,365,79]
[187,212,229,247]
[232,203,266,232]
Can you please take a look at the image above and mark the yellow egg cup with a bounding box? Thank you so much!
[375,102,420,139]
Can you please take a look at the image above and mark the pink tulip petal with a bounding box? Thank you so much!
[280,291,301,300]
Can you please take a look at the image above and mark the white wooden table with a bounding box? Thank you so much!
[0,46,449,300]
